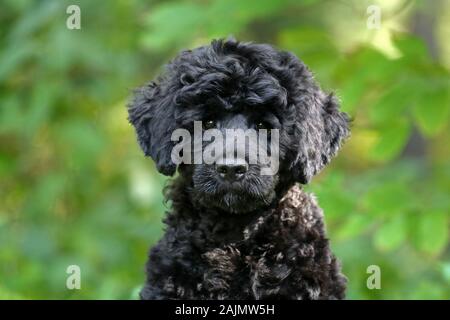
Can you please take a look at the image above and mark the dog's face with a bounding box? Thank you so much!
[128,39,350,214]
[187,109,282,214]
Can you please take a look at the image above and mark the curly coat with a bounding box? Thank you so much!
[128,39,350,299]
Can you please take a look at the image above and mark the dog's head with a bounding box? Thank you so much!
[128,39,349,213]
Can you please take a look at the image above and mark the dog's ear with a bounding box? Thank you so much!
[291,91,350,184]
[127,81,177,176]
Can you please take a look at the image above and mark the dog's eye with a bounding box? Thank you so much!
[203,120,216,130]
[256,121,271,130]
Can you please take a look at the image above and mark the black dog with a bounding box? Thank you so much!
[128,39,349,299]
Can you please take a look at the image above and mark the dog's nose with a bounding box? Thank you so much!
[216,163,248,180]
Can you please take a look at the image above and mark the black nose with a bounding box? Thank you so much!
[216,163,248,180]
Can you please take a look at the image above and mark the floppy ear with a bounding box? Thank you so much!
[291,92,350,184]
[127,81,177,176]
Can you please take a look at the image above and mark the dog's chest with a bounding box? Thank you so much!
[199,234,291,299]
[179,186,323,299]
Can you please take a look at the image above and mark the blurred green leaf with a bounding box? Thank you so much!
[363,182,411,218]
[368,83,415,124]
[142,2,205,50]
[370,118,411,161]
[440,262,450,284]
[336,214,373,240]
[374,214,407,252]
[393,33,429,63]
[0,285,25,299]
[413,211,449,256]
[7,0,59,41]
[413,85,450,137]
[279,27,340,84]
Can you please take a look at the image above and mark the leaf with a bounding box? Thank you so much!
[413,85,450,137]
[24,174,67,217]
[141,3,205,50]
[408,281,446,299]
[336,215,373,240]
[338,79,366,114]
[392,33,429,62]
[57,119,105,167]
[0,95,23,134]
[0,285,25,299]
[334,47,397,84]
[129,285,142,300]
[8,1,60,40]
[279,28,339,83]
[369,118,411,161]
[373,214,407,252]
[368,83,416,124]
[309,172,356,220]
[363,182,411,218]
[440,263,450,284]
[212,0,285,24]
[413,211,449,256]
[25,82,57,136]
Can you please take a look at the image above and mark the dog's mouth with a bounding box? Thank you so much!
[191,165,278,214]
[195,188,274,214]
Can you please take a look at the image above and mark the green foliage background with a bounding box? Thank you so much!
[0,0,449,299]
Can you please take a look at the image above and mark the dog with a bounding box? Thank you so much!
[128,38,350,299]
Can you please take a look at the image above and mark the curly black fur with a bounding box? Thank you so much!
[128,38,350,299]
